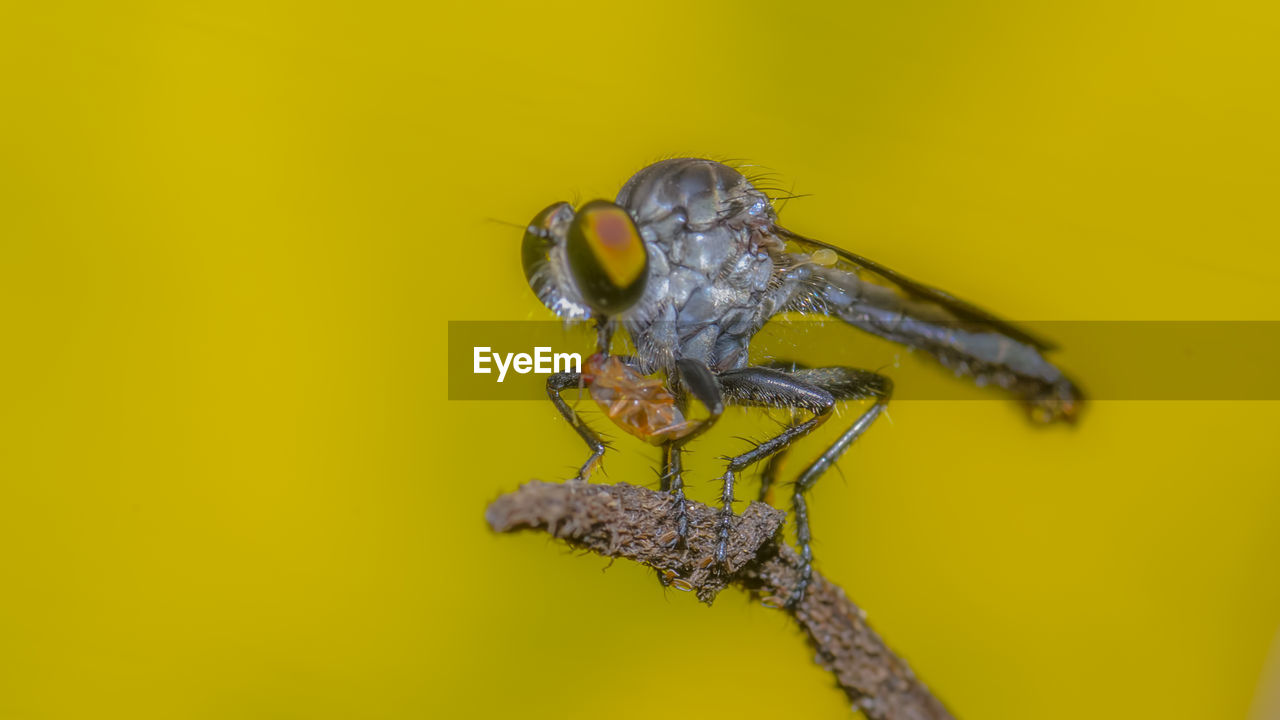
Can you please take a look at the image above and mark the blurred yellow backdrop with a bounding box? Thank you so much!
[2,1,1278,719]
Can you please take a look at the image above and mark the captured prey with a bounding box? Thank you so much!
[521,158,1082,606]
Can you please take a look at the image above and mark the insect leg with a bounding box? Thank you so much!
[753,361,810,504]
[652,442,686,588]
[546,372,606,482]
[758,439,791,503]
[713,368,836,565]
[659,442,686,538]
[785,367,893,608]
[663,359,724,547]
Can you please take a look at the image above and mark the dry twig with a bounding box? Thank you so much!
[486,480,955,720]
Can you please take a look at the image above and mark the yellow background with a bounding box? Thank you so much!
[3,2,1278,718]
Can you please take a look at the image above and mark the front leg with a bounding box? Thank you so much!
[546,372,607,482]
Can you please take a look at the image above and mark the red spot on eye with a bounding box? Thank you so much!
[592,211,633,249]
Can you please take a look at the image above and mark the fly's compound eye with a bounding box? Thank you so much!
[522,201,574,286]
[566,200,648,316]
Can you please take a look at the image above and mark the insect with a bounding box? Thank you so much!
[581,353,704,445]
[522,158,1082,606]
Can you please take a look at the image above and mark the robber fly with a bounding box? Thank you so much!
[521,158,1081,606]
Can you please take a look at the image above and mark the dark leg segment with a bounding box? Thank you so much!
[545,372,607,482]
[663,358,724,549]
[786,368,893,607]
[758,427,795,503]
[713,367,837,565]
[753,362,810,503]
[659,442,688,545]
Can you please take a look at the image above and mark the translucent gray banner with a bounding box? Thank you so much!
[447,320,1280,401]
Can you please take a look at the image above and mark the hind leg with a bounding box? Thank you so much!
[784,367,893,607]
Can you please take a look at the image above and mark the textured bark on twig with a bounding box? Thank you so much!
[486,480,955,720]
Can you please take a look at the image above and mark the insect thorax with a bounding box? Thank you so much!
[615,159,795,374]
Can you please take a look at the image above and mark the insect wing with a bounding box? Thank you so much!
[775,226,1057,351]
